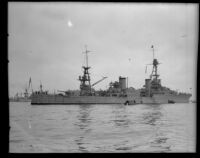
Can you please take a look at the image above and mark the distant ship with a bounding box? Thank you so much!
[10,78,33,102]
[31,45,191,105]
[9,89,31,102]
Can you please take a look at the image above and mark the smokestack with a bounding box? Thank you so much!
[127,77,128,89]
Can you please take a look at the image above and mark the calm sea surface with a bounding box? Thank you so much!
[9,102,196,153]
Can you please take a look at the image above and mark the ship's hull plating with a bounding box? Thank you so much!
[124,94,191,105]
[31,95,130,105]
[141,94,191,104]
[10,98,31,102]
[31,94,191,105]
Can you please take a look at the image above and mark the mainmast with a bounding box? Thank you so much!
[85,45,90,68]
[142,45,162,97]
[150,45,159,80]
[79,45,93,96]
[152,45,155,60]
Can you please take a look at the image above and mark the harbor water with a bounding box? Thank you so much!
[9,102,196,152]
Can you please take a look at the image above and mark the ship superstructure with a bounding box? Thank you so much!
[31,46,134,105]
[139,45,191,104]
[140,45,163,97]
[79,45,92,96]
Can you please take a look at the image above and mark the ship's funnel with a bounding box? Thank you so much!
[119,76,126,90]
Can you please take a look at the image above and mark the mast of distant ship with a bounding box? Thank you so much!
[40,81,43,93]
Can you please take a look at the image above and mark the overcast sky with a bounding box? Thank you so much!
[8,2,198,99]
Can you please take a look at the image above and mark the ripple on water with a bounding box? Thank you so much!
[10,139,24,143]
[9,103,196,152]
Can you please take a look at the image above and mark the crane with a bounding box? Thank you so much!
[91,76,108,87]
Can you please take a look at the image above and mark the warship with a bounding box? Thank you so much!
[31,45,191,105]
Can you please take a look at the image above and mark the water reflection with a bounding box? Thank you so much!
[74,105,92,152]
[142,111,162,126]
[142,104,163,126]
[141,104,171,152]
[111,105,131,128]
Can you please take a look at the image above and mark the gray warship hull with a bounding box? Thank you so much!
[31,94,131,105]
[128,94,191,104]
[31,93,191,105]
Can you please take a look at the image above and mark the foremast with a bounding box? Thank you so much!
[79,45,92,96]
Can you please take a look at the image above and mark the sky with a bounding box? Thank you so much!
[8,2,198,99]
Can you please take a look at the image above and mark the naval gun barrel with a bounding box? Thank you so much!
[92,77,108,86]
